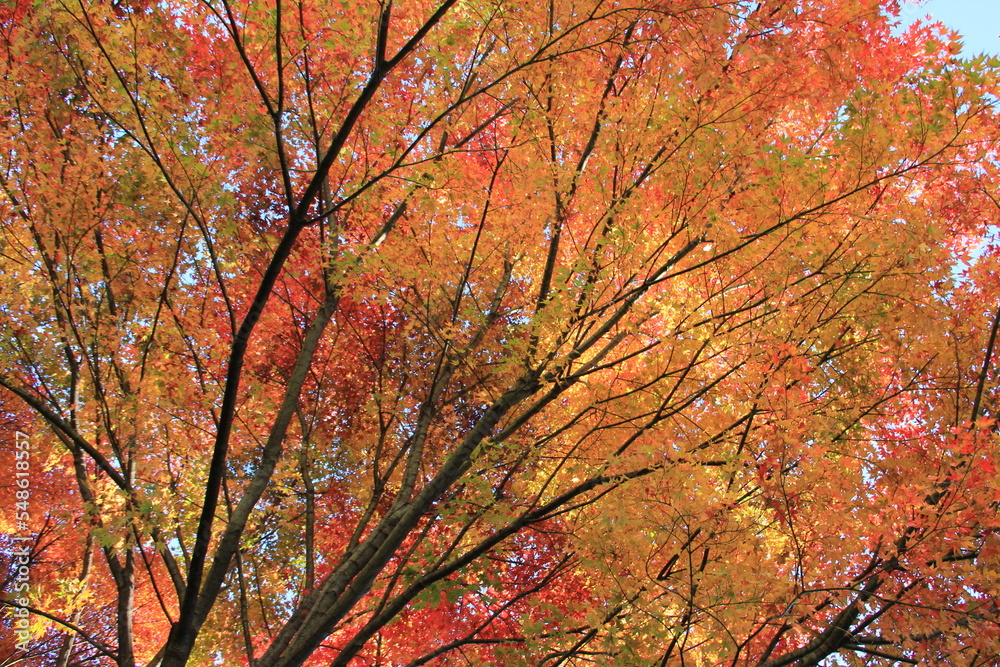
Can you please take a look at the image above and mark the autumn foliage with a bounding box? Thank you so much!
[3,0,1000,664]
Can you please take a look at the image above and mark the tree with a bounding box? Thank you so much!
[2,0,1000,664]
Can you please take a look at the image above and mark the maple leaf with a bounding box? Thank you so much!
[2,1,1000,666]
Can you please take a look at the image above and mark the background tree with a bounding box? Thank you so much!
[2,0,1000,665]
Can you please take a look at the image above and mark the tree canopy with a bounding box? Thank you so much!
[3,0,1000,665]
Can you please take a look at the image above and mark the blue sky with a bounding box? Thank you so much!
[897,0,1000,56]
